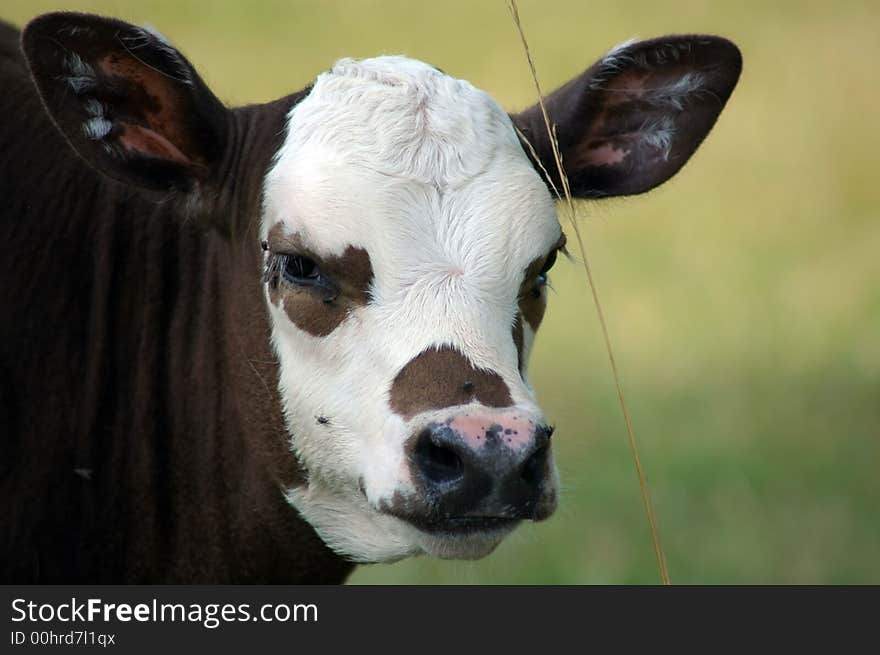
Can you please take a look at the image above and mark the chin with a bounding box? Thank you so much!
[415,521,520,560]
[285,483,525,563]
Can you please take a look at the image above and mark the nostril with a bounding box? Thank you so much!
[520,443,549,487]
[415,430,464,485]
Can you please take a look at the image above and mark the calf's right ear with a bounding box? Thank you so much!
[22,12,229,193]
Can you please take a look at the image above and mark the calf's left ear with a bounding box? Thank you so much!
[512,35,742,199]
[22,12,229,193]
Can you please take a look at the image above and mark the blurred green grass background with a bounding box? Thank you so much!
[5,0,878,583]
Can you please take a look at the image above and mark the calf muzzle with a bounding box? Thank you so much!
[402,410,556,532]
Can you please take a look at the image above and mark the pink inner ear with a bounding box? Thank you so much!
[604,70,650,106]
[582,141,629,167]
[118,123,191,165]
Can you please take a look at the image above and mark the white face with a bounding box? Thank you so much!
[261,56,562,562]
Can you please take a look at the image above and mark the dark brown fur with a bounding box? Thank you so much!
[389,346,513,419]
[0,19,352,584]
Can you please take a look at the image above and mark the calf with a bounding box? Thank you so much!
[0,12,741,582]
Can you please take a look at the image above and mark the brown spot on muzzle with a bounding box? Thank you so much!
[389,346,513,420]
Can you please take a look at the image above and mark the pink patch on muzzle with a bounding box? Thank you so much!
[448,411,537,451]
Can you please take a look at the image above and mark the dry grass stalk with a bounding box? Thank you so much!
[506,0,671,585]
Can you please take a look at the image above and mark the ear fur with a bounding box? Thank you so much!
[22,12,229,192]
[512,35,742,198]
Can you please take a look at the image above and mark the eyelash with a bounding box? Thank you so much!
[536,249,559,287]
[264,253,337,300]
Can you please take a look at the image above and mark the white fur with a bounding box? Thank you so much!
[593,40,707,160]
[262,56,561,562]
[82,98,111,140]
[121,26,193,86]
[63,52,94,79]
[644,72,704,110]
[640,116,676,161]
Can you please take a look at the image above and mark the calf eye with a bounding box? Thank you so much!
[264,252,337,300]
[535,249,558,288]
[283,255,320,284]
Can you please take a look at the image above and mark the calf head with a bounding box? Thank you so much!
[23,14,741,562]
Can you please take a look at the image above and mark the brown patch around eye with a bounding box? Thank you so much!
[265,224,374,337]
[518,260,548,331]
[512,313,525,375]
[389,346,513,419]
[518,264,548,332]
[517,233,565,333]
